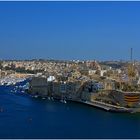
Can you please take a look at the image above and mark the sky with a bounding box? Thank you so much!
[0,1,140,61]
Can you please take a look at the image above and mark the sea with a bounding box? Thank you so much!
[0,81,140,139]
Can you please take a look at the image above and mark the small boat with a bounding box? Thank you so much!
[48,97,51,100]
[42,97,46,100]
[7,82,11,86]
[60,99,67,104]
[34,95,38,98]
[13,82,16,85]
[64,100,67,104]
[51,97,54,101]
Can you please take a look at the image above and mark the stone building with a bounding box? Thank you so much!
[29,77,48,97]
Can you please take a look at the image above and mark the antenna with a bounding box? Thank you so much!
[130,48,133,63]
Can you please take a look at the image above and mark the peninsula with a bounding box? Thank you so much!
[0,56,140,113]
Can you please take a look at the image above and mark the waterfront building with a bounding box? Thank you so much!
[29,76,88,101]
[29,77,48,96]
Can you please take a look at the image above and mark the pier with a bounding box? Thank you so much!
[76,100,133,113]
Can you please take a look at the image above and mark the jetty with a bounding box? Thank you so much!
[83,100,132,113]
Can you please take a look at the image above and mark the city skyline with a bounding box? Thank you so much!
[0,1,140,60]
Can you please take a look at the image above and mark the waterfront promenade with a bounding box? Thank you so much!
[84,100,131,113]
[64,98,134,113]
[73,99,140,113]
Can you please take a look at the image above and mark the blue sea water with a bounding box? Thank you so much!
[0,83,140,139]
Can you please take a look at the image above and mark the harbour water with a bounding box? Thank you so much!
[0,83,140,138]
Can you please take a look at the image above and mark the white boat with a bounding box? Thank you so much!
[60,99,67,104]
[13,82,16,85]
[64,100,67,104]
[7,82,11,86]
[34,95,38,98]
[42,97,46,100]
[1,83,4,85]
[48,97,51,100]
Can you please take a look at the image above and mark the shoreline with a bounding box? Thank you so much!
[69,99,134,113]
[30,94,139,113]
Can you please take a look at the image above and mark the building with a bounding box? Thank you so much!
[29,77,48,96]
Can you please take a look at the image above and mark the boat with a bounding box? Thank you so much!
[64,100,67,104]
[13,82,16,85]
[42,97,46,100]
[51,97,54,101]
[48,97,51,100]
[60,99,67,104]
[1,83,4,85]
[7,82,11,86]
[34,95,38,98]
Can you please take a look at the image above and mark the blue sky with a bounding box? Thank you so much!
[0,1,140,60]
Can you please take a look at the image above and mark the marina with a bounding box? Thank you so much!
[0,77,26,86]
[0,72,32,87]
